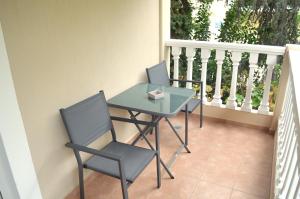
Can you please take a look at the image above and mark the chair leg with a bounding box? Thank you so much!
[155,120,161,188]
[118,161,129,199]
[120,178,128,199]
[78,166,85,199]
[185,104,188,146]
[199,102,203,128]
[200,101,203,128]
[200,81,203,128]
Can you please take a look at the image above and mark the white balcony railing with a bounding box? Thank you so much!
[165,39,286,115]
[165,40,300,198]
[274,47,300,199]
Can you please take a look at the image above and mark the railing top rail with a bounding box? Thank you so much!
[165,39,286,56]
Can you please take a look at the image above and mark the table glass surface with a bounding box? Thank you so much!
[107,83,195,116]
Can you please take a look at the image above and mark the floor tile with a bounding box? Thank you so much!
[146,174,199,199]
[230,190,265,199]
[190,181,232,199]
[234,171,271,198]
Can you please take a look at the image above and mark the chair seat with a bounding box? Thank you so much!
[84,142,155,182]
[181,98,201,113]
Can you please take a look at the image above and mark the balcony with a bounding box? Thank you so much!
[64,42,300,199]
[0,1,299,198]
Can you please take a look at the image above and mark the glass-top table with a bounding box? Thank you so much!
[107,83,195,117]
[107,83,195,183]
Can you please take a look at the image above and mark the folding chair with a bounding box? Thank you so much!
[60,91,159,199]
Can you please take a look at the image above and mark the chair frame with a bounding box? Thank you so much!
[61,92,160,199]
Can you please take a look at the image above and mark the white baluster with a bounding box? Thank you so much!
[258,55,277,114]
[241,53,259,112]
[226,51,242,109]
[200,48,210,103]
[211,50,225,107]
[171,47,181,87]
[165,46,171,75]
[186,47,196,89]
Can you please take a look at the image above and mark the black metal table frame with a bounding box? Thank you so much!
[109,103,190,185]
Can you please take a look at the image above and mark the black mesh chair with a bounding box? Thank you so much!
[60,91,158,199]
[146,61,203,128]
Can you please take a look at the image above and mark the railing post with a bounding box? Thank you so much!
[226,51,242,109]
[171,47,181,87]
[211,49,225,107]
[258,55,277,115]
[241,53,259,112]
[200,48,210,103]
[186,47,195,89]
[270,50,289,131]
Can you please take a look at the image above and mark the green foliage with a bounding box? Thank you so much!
[251,84,264,109]
[297,11,300,42]
[218,1,258,44]
[171,0,194,39]
[236,93,244,106]
[193,0,212,41]
[204,65,216,100]
[298,11,300,26]
[234,0,300,45]
[272,64,282,87]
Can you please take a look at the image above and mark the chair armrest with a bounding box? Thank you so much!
[65,142,122,162]
[170,79,202,84]
[111,116,156,126]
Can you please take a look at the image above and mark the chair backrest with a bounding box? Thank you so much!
[146,61,170,86]
[60,91,113,146]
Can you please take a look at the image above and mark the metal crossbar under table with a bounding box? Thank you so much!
[128,104,190,178]
[128,111,174,179]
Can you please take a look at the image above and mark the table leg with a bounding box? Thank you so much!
[155,120,161,188]
[185,104,188,146]
[200,81,203,128]
[150,115,154,134]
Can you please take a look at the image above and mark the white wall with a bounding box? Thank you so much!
[0,23,42,199]
[0,0,160,198]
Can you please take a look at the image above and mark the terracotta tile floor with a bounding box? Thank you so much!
[66,113,274,199]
